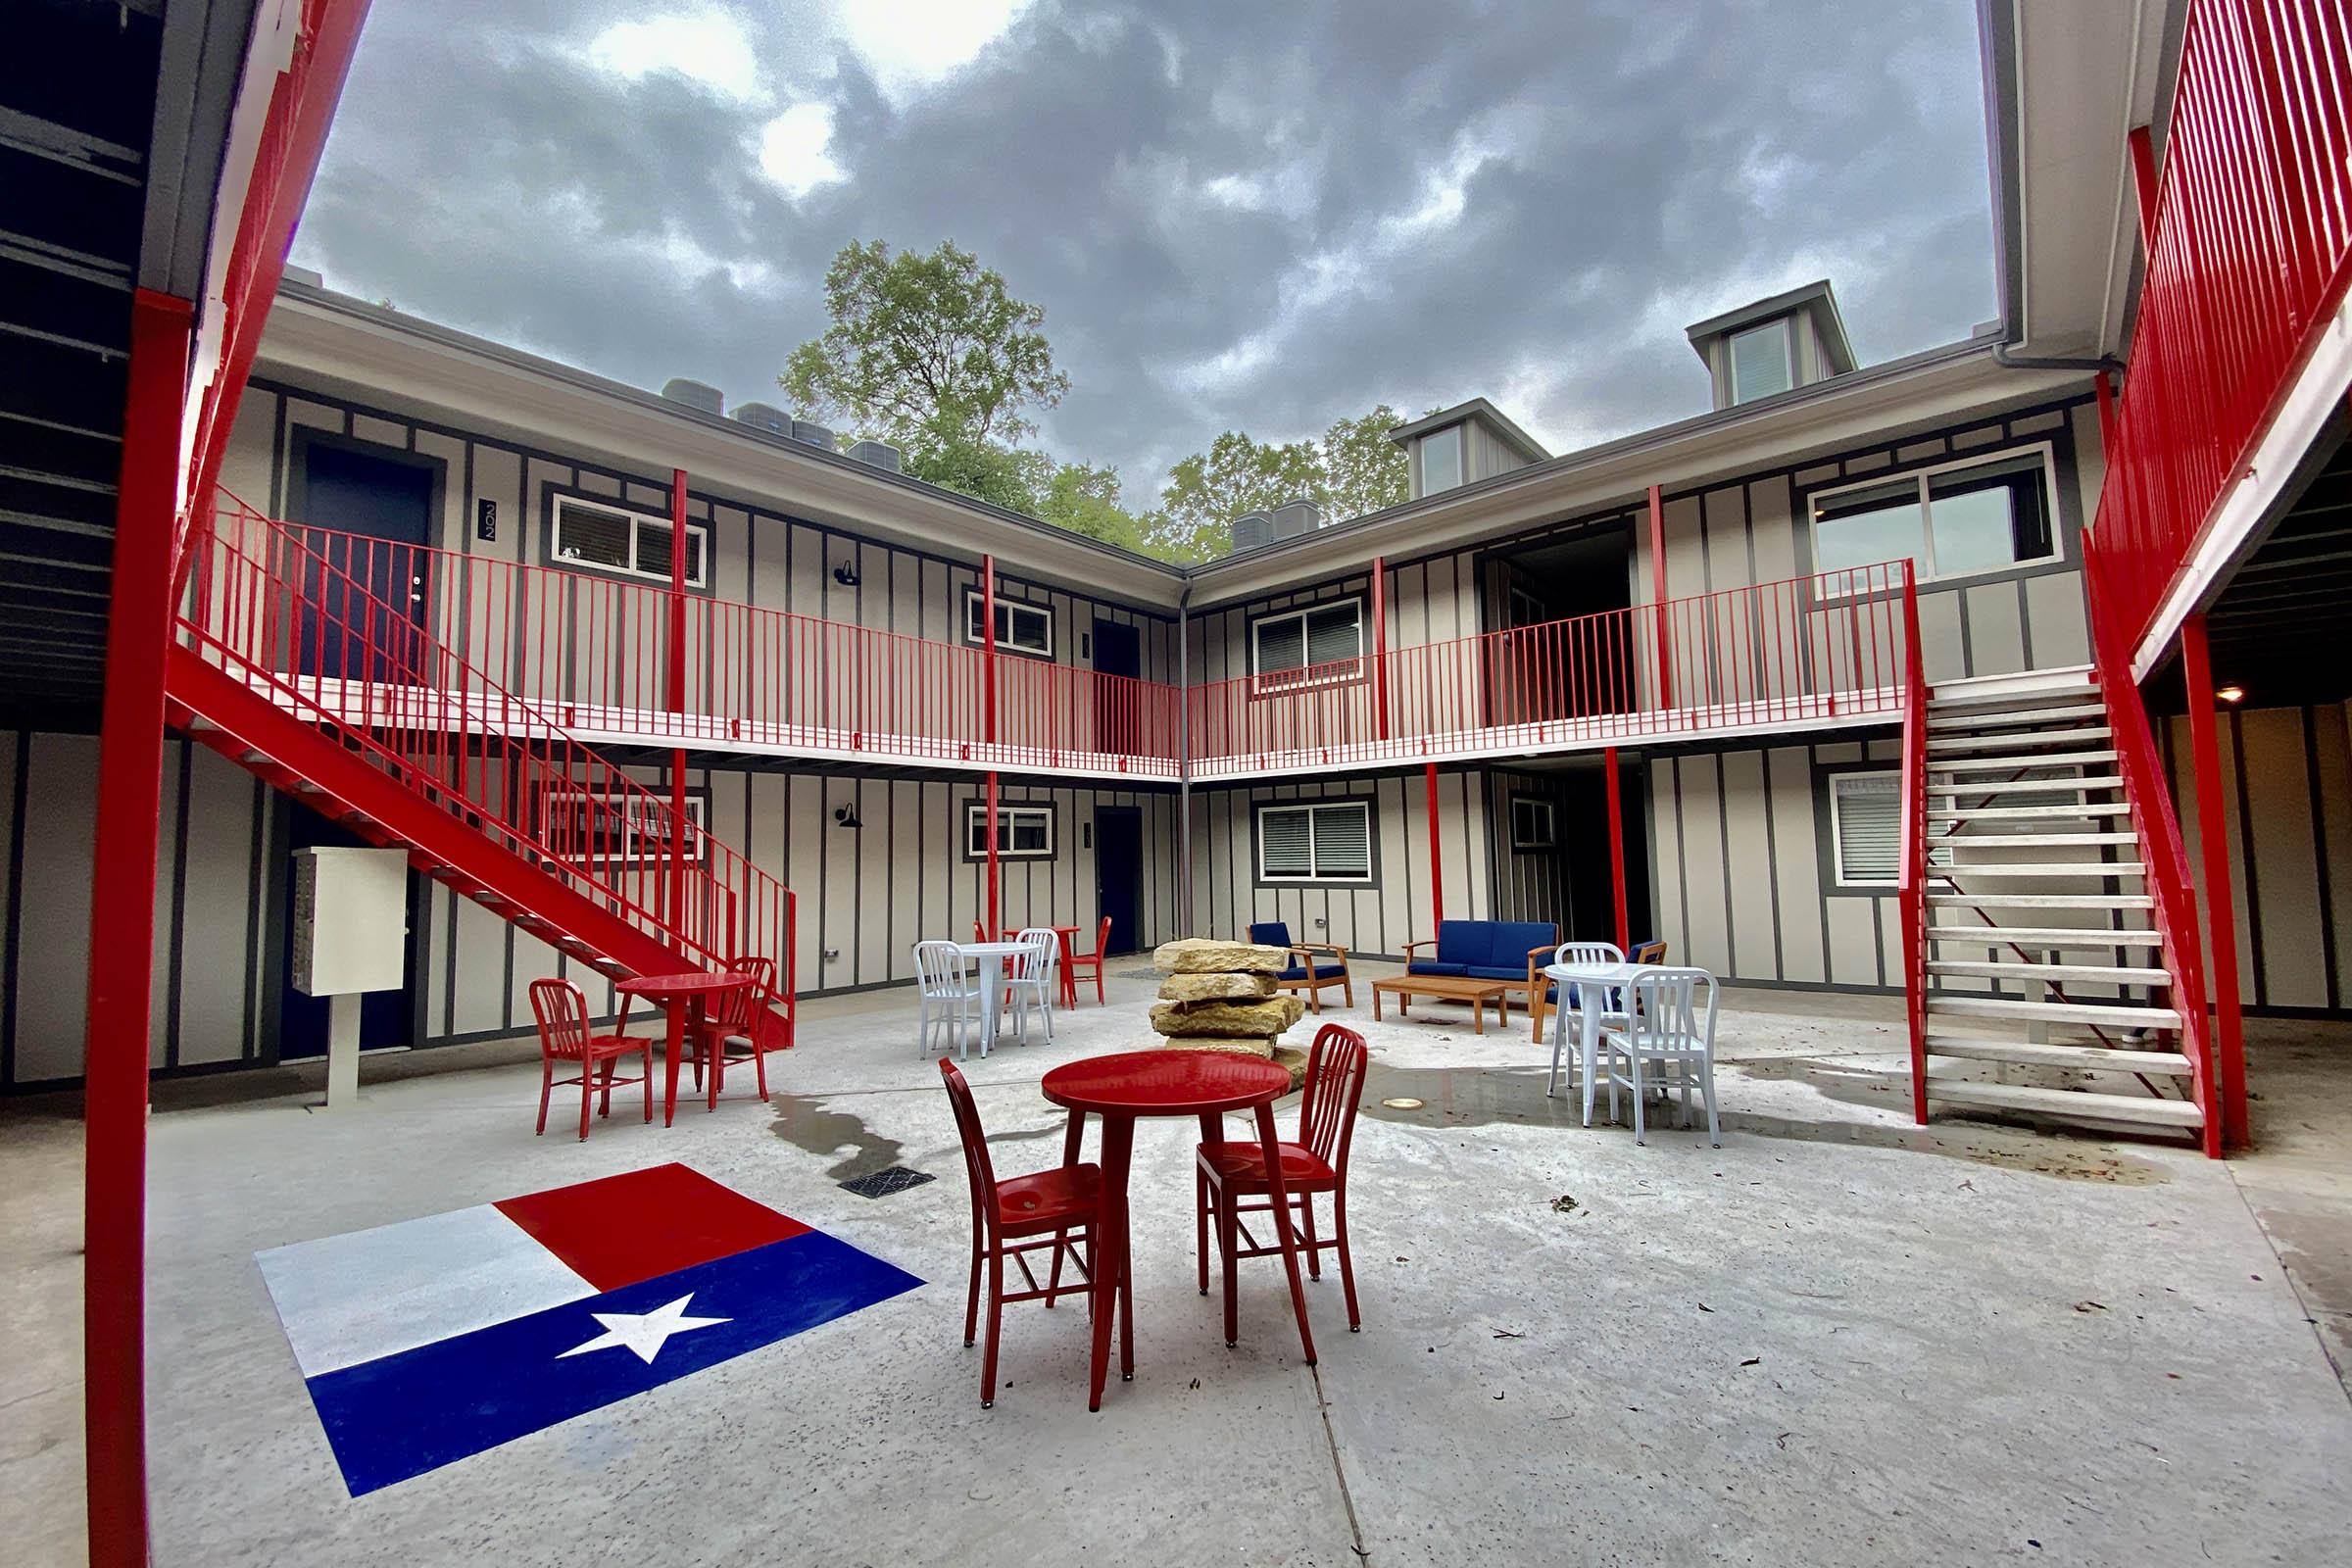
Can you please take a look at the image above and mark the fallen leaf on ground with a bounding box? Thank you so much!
[2074,1300,2107,1313]
[1740,1356,1761,1367]
[1550,1194,1579,1214]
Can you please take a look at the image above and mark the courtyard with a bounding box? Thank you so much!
[6,970,2349,1567]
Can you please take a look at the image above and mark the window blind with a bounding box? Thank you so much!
[1833,773,1899,885]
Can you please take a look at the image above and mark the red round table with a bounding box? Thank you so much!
[614,971,753,1126]
[1041,1050,1315,1410]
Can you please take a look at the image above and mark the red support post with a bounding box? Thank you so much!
[1646,485,1671,706]
[981,553,999,748]
[985,768,1002,937]
[667,470,688,942]
[1370,555,1389,740]
[1604,746,1629,951]
[2180,614,2250,1148]
[1424,761,1444,926]
[2127,123,2160,256]
[84,286,193,1568]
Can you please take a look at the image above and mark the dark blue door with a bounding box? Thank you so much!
[1095,806,1144,956]
[297,440,433,682]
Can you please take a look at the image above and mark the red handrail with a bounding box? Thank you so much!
[2089,0,2352,657]
[1186,562,1917,776]
[183,492,797,1022]
[2084,532,2220,1155]
[1896,563,1930,1124]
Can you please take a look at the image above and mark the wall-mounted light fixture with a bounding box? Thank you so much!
[833,804,862,828]
[2217,684,2247,705]
[832,561,859,587]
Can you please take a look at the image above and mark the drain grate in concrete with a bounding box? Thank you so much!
[838,1166,936,1200]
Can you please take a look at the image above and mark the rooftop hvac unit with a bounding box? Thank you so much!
[791,420,836,451]
[848,439,902,472]
[1271,500,1323,538]
[1232,511,1275,552]
[731,401,789,434]
[660,378,724,416]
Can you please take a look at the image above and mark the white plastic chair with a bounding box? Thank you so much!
[1544,941,1625,1111]
[1004,927,1060,1044]
[1600,966,1721,1147]
[914,941,982,1060]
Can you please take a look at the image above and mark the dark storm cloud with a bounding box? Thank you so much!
[295,0,1996,505]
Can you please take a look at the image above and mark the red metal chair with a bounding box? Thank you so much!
[940,1058,1117,1408]
[1063,914,1114,1005]
[692,956,776,1103]
[529,977,652,1141]
[1196,1023,1369,1341]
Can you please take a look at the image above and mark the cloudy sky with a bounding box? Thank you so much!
[294,0,1998,508]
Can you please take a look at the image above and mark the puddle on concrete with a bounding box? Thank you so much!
[768,1093,908,1182]
[1360,1060,2167,1184]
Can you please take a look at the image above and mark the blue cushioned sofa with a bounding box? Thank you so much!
[1248,921,1353,1011]
[1399,919,1558,1026]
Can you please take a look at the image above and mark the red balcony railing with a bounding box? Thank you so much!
[1186,563,1918,777]
[185,493,798,1007]
[2089,0,2352,656]
[255,509,1184,779]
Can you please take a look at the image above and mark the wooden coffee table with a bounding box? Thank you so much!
[1370,974,1511,1034]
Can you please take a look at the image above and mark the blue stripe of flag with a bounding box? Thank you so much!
[306,1230,921,1494]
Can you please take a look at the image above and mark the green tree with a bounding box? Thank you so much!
[1319,405,1409,521]
[780,238,1069,457]
[1032,460,1152,552]
[1142,406,1410,561]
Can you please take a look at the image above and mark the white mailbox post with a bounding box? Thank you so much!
[290,846,409,1109]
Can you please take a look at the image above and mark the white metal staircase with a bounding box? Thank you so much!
[1915,667,2204,1137]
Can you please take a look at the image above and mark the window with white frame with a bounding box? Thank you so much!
[1257,800,1373,884]
[965,802,1054,860]
[1810,449,2057,583]
[1250,599,1364,690]
[1509,795,1556,851]
[549,494,708,586]
[1728,318,1795,404]
[542,786,707,866]
[1418,425,1463,495]
[964,589,1054,657]
[1829,772,1901,887]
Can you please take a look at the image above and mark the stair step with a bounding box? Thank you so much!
[1933,804,2132,822]
[1939,832,2139,849]
[1926,995,2182,1029]
[1927,776,2126,797]
[1925,1035,2194,1074]
[1924,1078,2203,1129]
[1929,958,2172,986]
[1927,670,2095,710]
[1926,702,2106,731]
[1930,749,2120,772]
[1933,862,2146,879]
[1925,925,2165,947]
[1928,892,2153,908]
[1927,727,2112,754]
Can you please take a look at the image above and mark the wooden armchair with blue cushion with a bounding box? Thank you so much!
[1401,919,1559,1023]
[1248,921,1353,1012]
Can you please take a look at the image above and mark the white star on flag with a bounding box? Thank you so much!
[559,1294,730,1365]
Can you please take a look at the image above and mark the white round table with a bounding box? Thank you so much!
[1544,960,1636,1125]
[955,941,1030,1056]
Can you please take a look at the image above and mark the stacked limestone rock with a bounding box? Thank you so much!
[1149,938,1310,1090]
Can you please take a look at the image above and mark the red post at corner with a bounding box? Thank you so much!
[667,470,689,943]
[2180,614,2249,1148]
[84,287,194,1568]
[985,768,1002,937]
[1647,484,1672,707]
[1604,747,1630,951]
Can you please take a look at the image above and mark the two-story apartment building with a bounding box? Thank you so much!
[10,0,2348,1173]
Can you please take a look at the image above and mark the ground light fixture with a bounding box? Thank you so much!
[2217,684,2247,705]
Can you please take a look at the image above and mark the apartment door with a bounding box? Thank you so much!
[1094,806,1145,956]
[296,437,434,683]
[275,802,419,1060]
[1092,617,1142,755]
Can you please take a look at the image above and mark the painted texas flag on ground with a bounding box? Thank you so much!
[256,1163,920,1495]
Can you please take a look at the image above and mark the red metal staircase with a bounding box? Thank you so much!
[170,493,796,1046]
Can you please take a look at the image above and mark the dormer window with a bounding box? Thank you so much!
[1729,318,1795,404]
[1418,426,1462,494]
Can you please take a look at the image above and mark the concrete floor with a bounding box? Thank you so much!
[7,968,2352,1566]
